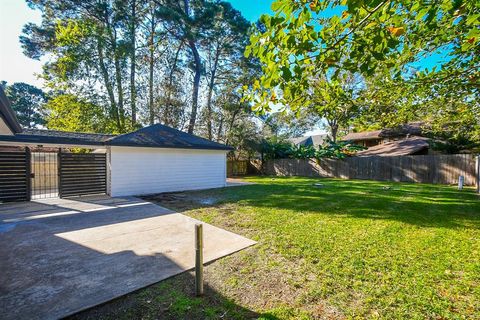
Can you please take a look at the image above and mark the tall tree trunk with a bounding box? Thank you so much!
[104,16,124,132]
[329,119,338,142]
[187,39,201,134]
[112,27,125,131]
[130,0,137,126]
[164,43,183,126]
[148,10,155,125]
[103,11,124,132]
[183,0,201,134]
[225,109,239,146]
[206,43,220,140]
[114,55,125,131]
[216,116,223,142]
[97,40,120,128]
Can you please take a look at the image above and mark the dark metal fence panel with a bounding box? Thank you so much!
[256,154,478,186]
[59,153,107,197]
[0,150,29,202]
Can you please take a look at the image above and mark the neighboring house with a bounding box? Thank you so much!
[0,87,232,203]
[342,123,423,147]
[341,122,430,156]
[288,134,329,149]
[355,137,430,157]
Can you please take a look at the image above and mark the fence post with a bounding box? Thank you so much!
[458,175,464,191]
[195,223,204,296]
[25,147,31,201]
[476,155,480,194]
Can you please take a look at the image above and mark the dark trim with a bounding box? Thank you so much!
[0,135,233,151]
[0,134,107,146]
[0,86,22,134]
[58,149,62,198]
[26,148,31,201]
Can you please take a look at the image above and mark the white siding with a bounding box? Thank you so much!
[110,146,227,197]
[0,118,14,135]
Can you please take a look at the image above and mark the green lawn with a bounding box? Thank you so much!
[72,177,480,320]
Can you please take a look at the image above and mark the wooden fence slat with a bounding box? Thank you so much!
[256,154,477,186]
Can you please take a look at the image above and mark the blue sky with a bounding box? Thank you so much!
[228,0,273,21]
[0,0,446,87]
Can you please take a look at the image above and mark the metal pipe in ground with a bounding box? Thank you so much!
[476,155,480,194]
[195,223,204,296]
[458,175,464,190]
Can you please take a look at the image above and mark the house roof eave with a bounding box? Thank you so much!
[0,87,22,134]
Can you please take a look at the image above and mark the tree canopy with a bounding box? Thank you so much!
[245,0,480,148]
[2,82,47,128]
[19,0,260,143]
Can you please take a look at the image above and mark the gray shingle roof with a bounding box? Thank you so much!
[289,134,329,148]
[0,124,232,151]
[0,128,114,146]
[107,124,232,150]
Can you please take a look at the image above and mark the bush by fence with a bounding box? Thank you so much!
[227,160,249,177]
[252,154,479,186]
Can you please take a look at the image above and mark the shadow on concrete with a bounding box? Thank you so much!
[0,196,259,320]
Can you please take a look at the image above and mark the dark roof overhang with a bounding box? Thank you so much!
[0,126,234,151]
[0,87,22,134]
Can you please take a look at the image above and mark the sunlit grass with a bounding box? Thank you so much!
[184,177,480,319]
[72,177,480,320]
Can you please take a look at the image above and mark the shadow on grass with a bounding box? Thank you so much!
[144,177,480,230]
[67,268,272,320]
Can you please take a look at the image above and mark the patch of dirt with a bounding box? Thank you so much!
[142,192,219,212]
[202,246,344,320]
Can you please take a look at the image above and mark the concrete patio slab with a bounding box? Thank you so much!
[0,196,256,320]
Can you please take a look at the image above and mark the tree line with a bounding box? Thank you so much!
[15,0,260,145]
[3,0,479,156]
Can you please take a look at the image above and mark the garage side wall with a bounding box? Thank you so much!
[110,146,227,197]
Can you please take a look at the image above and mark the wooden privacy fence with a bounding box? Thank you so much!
[227,160,249,177]
[254,154,479,186]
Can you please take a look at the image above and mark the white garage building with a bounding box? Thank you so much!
[0,87,231,202]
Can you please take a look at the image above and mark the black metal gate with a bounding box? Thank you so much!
[59,152,107,197]
[31,151,58,200]
[0,150,30,203]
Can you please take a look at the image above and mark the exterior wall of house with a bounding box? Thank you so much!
[0,118,14,135]
[109,146,227,197]
[355,138,383,147]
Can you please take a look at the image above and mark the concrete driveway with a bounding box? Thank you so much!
[0,196,255,320]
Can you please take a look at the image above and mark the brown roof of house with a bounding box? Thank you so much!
[342,130,382,141]
[343,123,425,142]
[355,137,429,157]
[380,122,423,138]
